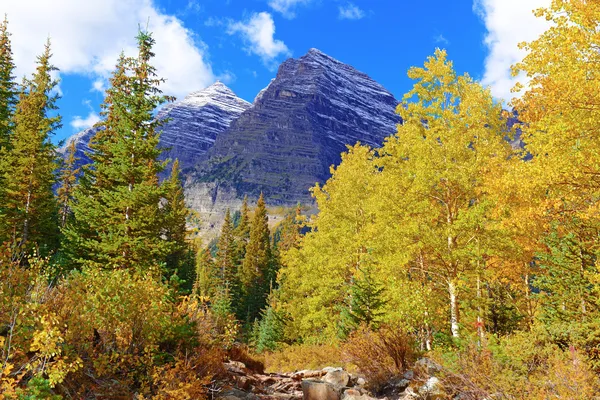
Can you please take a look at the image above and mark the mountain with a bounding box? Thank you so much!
[58,82,251,173]
[189,48,400,204]
[157,82,251,172]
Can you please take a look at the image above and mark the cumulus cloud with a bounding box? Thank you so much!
[227,12,290,68]
[2,0,216,99]
[474,0,551,102]
[267,0,312,18]
[338,3,365,20]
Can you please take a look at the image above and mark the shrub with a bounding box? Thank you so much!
[343,324,417,390]
[264,343,346,373]
[228,345,265,374]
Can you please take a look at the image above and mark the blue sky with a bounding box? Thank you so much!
[1,0,551,145]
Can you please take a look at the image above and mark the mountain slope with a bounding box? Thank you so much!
[191,48,400,204]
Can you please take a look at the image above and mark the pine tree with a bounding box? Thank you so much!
[0,15,16,150]
[234,195,251,264]
[193,245,218,298]
[57,141,79,229]
[1,40,60,255]
[162,159,191,278]
[253,306,284,353]
[339,265,387,337]
[216,210,237,290]
[64,31,174,271]
[0,15,17,245]
[239,193,272,323]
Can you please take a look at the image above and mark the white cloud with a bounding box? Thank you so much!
[91,79,105,93]
[2,0,216,100]
[474,0,551,102]
[268,0,312,18]
[434,34,449,45]
[338,3,365,20]
[227,12,290,68]
[71,111,100,131]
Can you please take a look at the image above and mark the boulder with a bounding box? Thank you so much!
[388,377,410,392]
[418,377,444,400]
[355,377,366,387]
[415,358,442,375]
[218,388,259,400]
[322,369,350,387]
[403,370,414,380]
[301,379,343,400]
[341,388,376,400]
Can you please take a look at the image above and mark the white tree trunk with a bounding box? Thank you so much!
[449,280,459,338]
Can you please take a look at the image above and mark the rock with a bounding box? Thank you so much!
[415,358,442,375]
[293,370,325,380]
[341,388,376,400]
[322,369,350,387]
[218,388,259,400]
[403,370,414,380]
[418,377,444,400]
[322,367,343,374]
[388,377,410,392]
[355,377,366,386]
[301,380,343,400]
[399,387,419,400]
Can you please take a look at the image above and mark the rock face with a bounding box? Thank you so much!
[157,81,251,173]
[192,48,401,205]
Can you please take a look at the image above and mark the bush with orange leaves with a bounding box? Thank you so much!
[0,250,228,399]
[432,328,600,400]
[343,324,418,390]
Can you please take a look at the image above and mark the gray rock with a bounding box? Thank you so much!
[415,358,442,375]
[218,388,259,400]
[322,369,350,387]
[322,367,343,374]
[418,377,444,399]
[389,377,410,392]
[403,370,414,380]
[301,380,342,400]
[355,377,366,386]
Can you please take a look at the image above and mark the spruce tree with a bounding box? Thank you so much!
[193,245,218,298]
[216,210,237,291]
[234,195,251,264]
[239,193,272,323]
[64,31,175,271]
[0,16,17,245]
[2,40,60,255]
[339,265,387,337]
[57,141,79,229]
[0,15,16,149]
[162,159,191,279]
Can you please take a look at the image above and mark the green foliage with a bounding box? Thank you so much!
[253,306,285,353]
[63,31,184,273]
[0,40,61,256]
[339,265,387,338]
[238,194,273,323]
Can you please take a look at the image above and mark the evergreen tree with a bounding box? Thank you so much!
[57,140,79,229]
[0,16,17,245]
[194,245,218,298]
[234,195,251,264]
[1,40,60,255]
[239,193,272,323]
[162,159,192,280]
[216,210,238,291]
[0,15,16,150]
[339,265,387,337]
[253,306,285,353]
[64,31,174,271]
